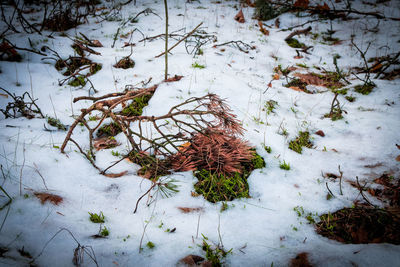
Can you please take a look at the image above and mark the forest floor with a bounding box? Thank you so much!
[0,0,399,266]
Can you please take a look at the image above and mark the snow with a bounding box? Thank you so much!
[0,0,400,266]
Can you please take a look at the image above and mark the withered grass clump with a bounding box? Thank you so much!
[316,206,400,244]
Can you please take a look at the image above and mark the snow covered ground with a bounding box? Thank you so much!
[0,0,399,266]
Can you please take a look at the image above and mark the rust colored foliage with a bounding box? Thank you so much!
[170,128,254,175]
[34,192,63,205]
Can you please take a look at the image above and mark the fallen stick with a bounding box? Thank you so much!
[155,22,203,58]
[285,26,312,41]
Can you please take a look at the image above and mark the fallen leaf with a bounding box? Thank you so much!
[274,18,280,28]
[103,171,128,178]
[0,93,8,98]
[293,0,309,8]
[34,192,63,205]
[273,73,280,80]
[267,82,272,87]
[396,155,400,162]
[164,75,184,82]
[315,130,325,137]
[91,40,103,47]
[258,21,269,36]
[178,207,204,213]
[180,255,204,265]
[290,252,312,267]
[234,9,245,23]
[94,137,119,150]
[331,148,339,153]
[245,0,255,7]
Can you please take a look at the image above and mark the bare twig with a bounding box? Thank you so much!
[285,26,312,41]
[155,22,203,58]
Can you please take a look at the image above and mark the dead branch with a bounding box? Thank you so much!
[60,84,243,177]
[285,26,312,41]
[155,22,203,58]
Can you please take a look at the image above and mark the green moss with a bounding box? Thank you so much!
[345,95,356,102]
[194,170,249,203]
[333,88,348,95]
[90,63,102,75]
[354,83,375,95]
[286,38,305,49]
[46,116,67,131]
[192,62,205,69]
[264,100,278,115]
[288,131,313,154]
[68,75,86,87]
[100,226,109,237]
[120,94,153,116]
[97,122,122,137]
[280,160,290,170]
[254,0,289,21]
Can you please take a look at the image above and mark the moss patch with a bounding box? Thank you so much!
[289,131,313,154]
[354,83,375,95]
[194,151,265,203]
[286,38,305,49]
[120,93,153,116]
[97,122,122,137]
[68,75,86,87]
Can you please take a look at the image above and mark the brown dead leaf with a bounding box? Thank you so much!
[290,252,313,267]
[164,75,184,82]
[178,207,204,213]
[396,155,400,162]
[273,73,280,80]
[180,255,205,266]
[0,93,8,98]
[34,192,63,205]
[267,82,272,87]
[103,171,128,178]
[274,18,280,28]
[91,40,103,47]
[234,9,245,23]
[94,137,119,150]
[316,3,330,11]
[245,0,255,7]
[315,130,325,137]
[258,21,269,36]
[293,0,309,8]
[294,55,303,59]
[331,148,339,153]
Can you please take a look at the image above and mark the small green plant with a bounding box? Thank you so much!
[111,150,120,157]
[146,241,155,249]
[264,100,278,115]
[97,122,122,137]
[293,206,318,224]
[100,226,109,237]
[296,63,308,68]
[201,235,231,266]
[288,131,313,154]
[68,75,86,87]
[286,38,305,49]
[192,62,205,69]
[89,115,98,121]
[280,160,290,170]
[345,95,356,102]
[46,116,67,131]
[264,145,272,153]
[254,0,289,20]
[89,211,105,223]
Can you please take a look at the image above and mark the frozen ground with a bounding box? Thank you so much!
[0,0,399,266]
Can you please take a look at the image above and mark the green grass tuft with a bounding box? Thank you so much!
[288,131,313,154]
